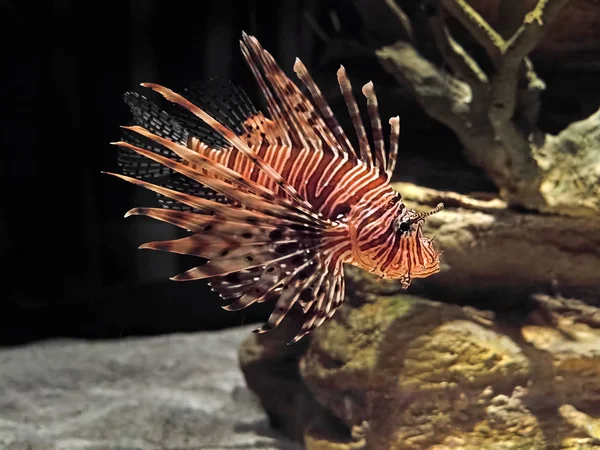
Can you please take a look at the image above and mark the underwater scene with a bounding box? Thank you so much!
[2,0,600,449]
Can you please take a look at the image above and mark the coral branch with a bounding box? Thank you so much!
[427,6,488,88]
[439,0,504,64]
[383,0,413,41]
[376,42,471,131]
[355,0,598,216]
[497,0,530,38]
[490,0,570,126]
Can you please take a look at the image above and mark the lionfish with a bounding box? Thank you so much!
[108,33,443,343]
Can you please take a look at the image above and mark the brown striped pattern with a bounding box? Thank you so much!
[110,33,443,343]
[172,115,441,283]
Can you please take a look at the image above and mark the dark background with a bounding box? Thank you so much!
[1,0,593,345]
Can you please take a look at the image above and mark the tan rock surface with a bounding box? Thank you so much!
[395,183,600,304]
[240,272,600,449]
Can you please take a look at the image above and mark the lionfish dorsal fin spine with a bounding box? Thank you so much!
[337,65,373,168]
[293,58,357,159]
[387,116,400,179]
[240,33,336,152]
[246,40,312,149]
[239,38,293,147]
[361,81,386,173]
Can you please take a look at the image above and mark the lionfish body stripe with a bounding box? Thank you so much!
[110,32,443,343]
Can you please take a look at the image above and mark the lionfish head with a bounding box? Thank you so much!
[390,203,444,283]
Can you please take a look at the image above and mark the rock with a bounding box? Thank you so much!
[0,326,301,450]
[395,183,600,305]
[237,185,600,449]
[559,405,600,445]
[299,293,542,450]
[238,312,322,443]
[522,321,600,409]
[240,264,600,449]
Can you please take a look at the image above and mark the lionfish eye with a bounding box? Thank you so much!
[394,218,412,234]
[398,221,411,233]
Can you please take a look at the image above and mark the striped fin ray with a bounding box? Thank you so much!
[135,219,319,265]
[208,268,265,302]
[113,127,324,226]
[239,33,304,148]
[220,249,321,314]
[387,117,400,179]
[106,171,312,231]
[241,35,309,149]
[361,82,386,173]
[217,250,317,312]
[337,66,373,168]
[254,256,323,334]
[290,262,345,344]
[240,33,340,153]
[125,201,302,231]
[173,243,320,281]
[140,83,316,213]
[125,207,208,232]
[118,92,187,178]
[119,90,229,208]
[293,58,356,159]
[238,57,291,144]
[108,165,344,334]
[258,53,336,151]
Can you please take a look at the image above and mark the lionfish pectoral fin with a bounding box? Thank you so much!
[215,236,348,345]
[118,90,231,210]
[140,82,317,214]
[110,97,348,342]
[118,91,187,179]
[286,263,345,344]
[119,78,289,210]
[111,164,345,339]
